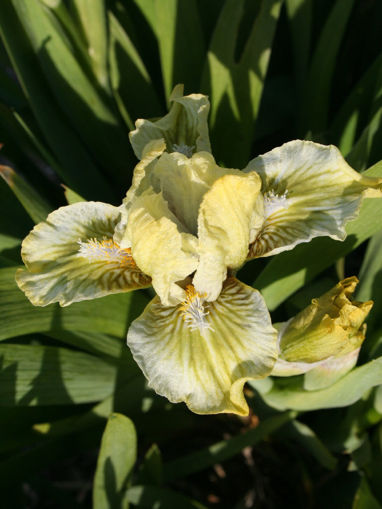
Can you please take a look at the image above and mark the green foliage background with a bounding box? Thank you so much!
[0,0,382,507]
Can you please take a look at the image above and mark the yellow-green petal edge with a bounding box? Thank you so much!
[127,278,278,415]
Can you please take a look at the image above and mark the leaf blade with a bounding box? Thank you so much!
[93,413,137,509]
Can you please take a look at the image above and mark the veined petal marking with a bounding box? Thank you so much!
[127,277,278,415]
[15,201,152,307]
[179,285,214,334]
[263,189,289,217]
[172,143,195,157]
[78,238,137,268]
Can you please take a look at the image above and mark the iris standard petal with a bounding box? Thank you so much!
[16,202,151,306]
[126,278,278,415]
[129,84,211,159]
[113,139,166,246]
[193,172,263,301]
[244,140,382,258]
[148,151,228,234]
[126,189,198,306]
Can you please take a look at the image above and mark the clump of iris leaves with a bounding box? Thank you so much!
[0,1,382,508]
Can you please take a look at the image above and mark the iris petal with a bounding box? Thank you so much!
[127,278,278,415]
[16,202,151,306]
[193,172,263,301]
[245,140,382,258]
[126,189,198,306]
[130,84,211,159]
[148,151,228,234]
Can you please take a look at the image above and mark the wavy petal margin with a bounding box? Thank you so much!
[129,84,211,159]
[127,278,278,415]
[245,140,382,258]
[149,151,229,234]
[16,202,151,306]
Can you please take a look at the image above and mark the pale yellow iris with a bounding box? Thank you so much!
[15,86,382,415]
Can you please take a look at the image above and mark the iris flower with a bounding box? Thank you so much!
[16,86,382,415]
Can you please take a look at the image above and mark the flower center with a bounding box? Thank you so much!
[263,189,289,217]
[172,143,194,158]
[179,285,213,333]
[78,238,137,268]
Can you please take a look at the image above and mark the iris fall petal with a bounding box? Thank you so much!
[16,202,151,306]
[245,140,382,258]
[126,277,278,415]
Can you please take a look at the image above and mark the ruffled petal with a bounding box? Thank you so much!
[126,189,198,306]
[16,202,151,306]
[193,172,263,301]
[126,277,278,415]
[148,151,229,234]
[245,140,382,258]
[130,84,211,159]
[278,277,371,364]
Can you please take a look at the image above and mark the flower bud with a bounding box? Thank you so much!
[279,277,372,364]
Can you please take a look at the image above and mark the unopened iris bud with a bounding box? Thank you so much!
[279,277,372,364]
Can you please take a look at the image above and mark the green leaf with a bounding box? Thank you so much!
[283,420,337,470]
[347,106,382,171]
[0,1,115,200]
[108,10,163,129]
[10,0,132,181]
[255,161,382,310]
[285,0,312,96]
[0,267,150,341]
[350,437,373,471]
[353,478,382,509]
[204,0,283,166]
[125,486,207,509]
[0,165,52,223]
[135,0,205,99]
[331,52,382,156]
[93,413,137,509]
[300,0,356,135]
[0,235,21,254]
[138,444,163,486]
[62,185,86,204]
[163,411,295,481]
[356,229,382,332]
[255,357,382,411]
[46,330,122,361]
[0,343,116,405]
[11,110,66,180]
[375,386,382,414]
[69,0,110,91]
[0,174,32,262]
